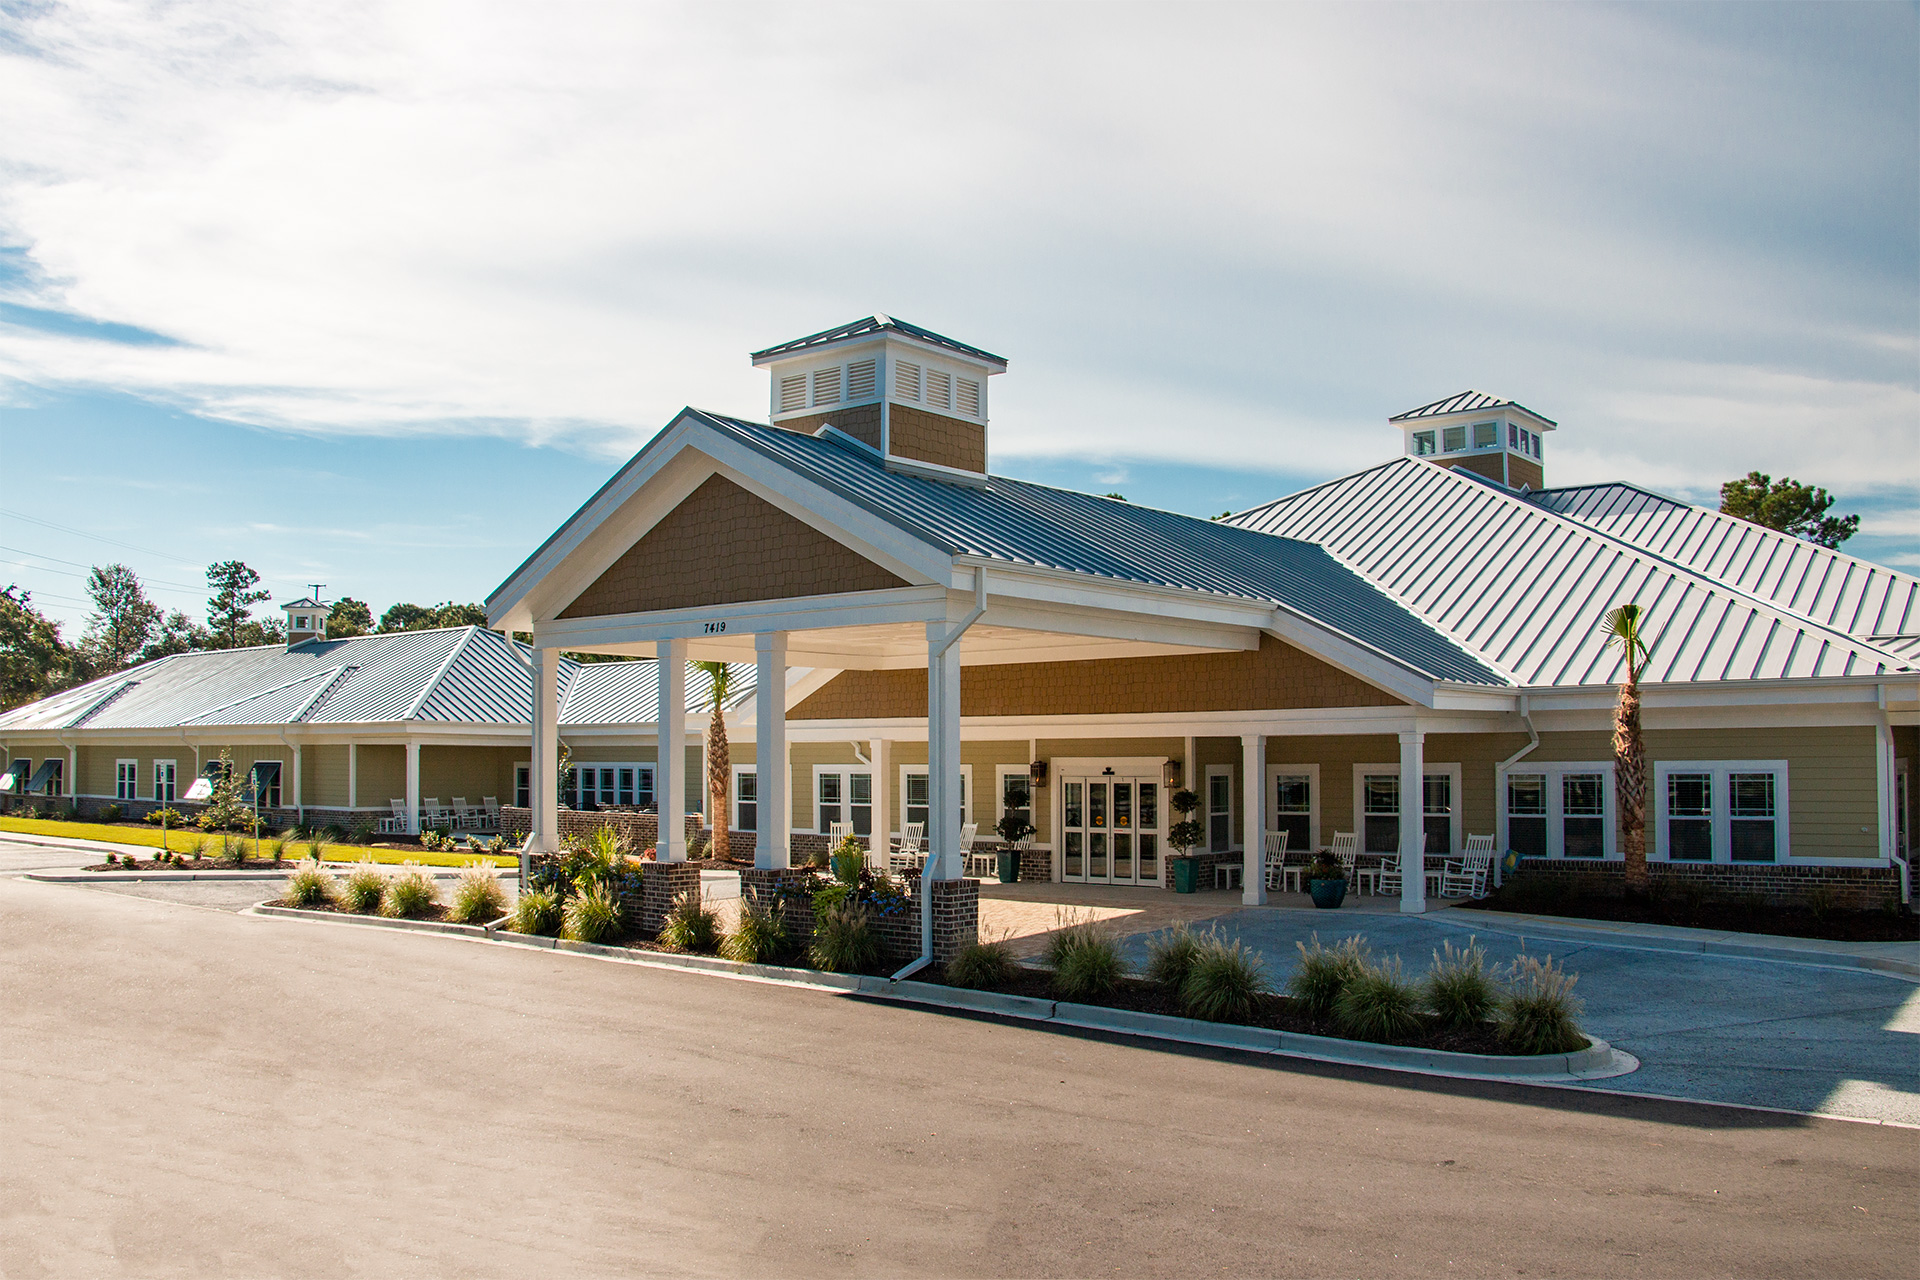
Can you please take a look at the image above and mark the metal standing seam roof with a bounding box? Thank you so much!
[1226,458,1915,687]
[1388,390,1558,426]
[0,628,754,733]
[689,411,1505,686]
[749,314,1008,368]
[1528,482,1920,641]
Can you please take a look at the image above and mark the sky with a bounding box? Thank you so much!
[0,1,1915,636]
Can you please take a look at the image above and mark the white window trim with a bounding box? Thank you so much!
[514,761,531,809]
[115,758,139,801]
[153,758,177,804]
[1353,762,1463,857]
[569,761,657,809]
[250,759,285,809]
[1205,763,1235,852]
[811,764,876,835]
[731,763,757,834]
[995,765,1038,833]
[1652,760,1801,864]
[899,764,972,832]
[1497,760,1617,860]
[1265,762,1321,856]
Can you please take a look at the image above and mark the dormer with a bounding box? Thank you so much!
[281,597,332,648]
[751,314,1008,484]
[1390,391,1555,491]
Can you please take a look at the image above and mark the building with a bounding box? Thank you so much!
[485,315,1919,911]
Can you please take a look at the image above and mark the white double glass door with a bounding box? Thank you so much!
[1061,775,1162,885]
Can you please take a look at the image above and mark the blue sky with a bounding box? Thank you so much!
[1,2,1915,635]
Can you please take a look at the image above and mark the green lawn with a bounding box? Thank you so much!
[0,815,517,868]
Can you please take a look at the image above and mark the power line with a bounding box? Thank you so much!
[0,541,205,592]
[0,507,199,570]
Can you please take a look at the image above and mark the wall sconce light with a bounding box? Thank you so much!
[1029,760,1048,787]
[1164,760,1182,789]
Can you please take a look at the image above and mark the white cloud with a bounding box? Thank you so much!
[0,0,1912,507]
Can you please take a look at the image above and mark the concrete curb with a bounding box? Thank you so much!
[251,902,1636,1082]
[30,865,513,885]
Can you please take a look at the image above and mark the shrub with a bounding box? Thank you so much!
[946,937,1019,989]
[1334,957,1423,1043]
[511,887,564,936]
[325,822,351,843]
[830,835,866,886]
[1053,933,1124,1001]
[448,860,508,923]
[808,899,878,972]
[564,882,625,944]
[1180,933,1270,1022]
[382,864,439,918]
[807,844,831,870]
[1424,937,1498,1030]
[811,881,853,918]
[101,804,123,824]
[284,859,335,908]
[657,890,718,952]
[1145,921,1203,990]
[722,893,788,964]
[1498,954,1587,1055]
[340,860,386,913]
[1287,933,1369,1019]
[187,834,208,861]
[145,807,185,828]
[268,827,298,861]
[1043,908,1106,970]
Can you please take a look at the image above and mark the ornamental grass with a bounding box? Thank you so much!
[1497,953,1587,1054]
[511,887,563,937]
[1423,937,1499,1030]
[448,859,508,924]
[808,899,877,973]
[381,864,440,918]
[1286,933,1369,1019]
[283,858,336,908]
[340,859,386,914]
[1145,921,1204,990]
[1179,932,1271,1023]
[1333,956,1423,1043]
[721,893,788,964]
[945,937,1019,989]
[563,882,625,944]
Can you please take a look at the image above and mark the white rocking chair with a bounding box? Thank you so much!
[1262,829,1292,892]
[378,798,410,834]
[1442,834,1496,899]
[890,822,925,875]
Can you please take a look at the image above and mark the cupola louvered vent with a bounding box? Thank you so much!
[811,366,841,406]
[895,361,921,401]
[926,368,952,411]
[957,377,980,417]
[847,359,877,400]
[779,374,807,413]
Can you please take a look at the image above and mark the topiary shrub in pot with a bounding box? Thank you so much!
[1305,851,1347,909]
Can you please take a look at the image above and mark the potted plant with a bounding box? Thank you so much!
[1305,851,1347,909]
[994,810,1036,884]
[1168,789,1203,894]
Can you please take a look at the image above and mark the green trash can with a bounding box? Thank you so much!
[997,847,1020,884]
[1170,855,1200,894]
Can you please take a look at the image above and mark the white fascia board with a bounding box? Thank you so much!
[955,559,1275,632]
[534,586,952,650]
[1521,675,1920,715]
[1431,686,1525,713]
[781,704,1496,743]
[1262,613,1437,708]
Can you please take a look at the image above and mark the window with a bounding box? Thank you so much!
[1655,762,1789,863]
[572,764,654,811]
[1273,772,1312,854]
[46,758,63,797]
[1473,422,1498,449]
[1531,432,1541,458]
[779,374,807,413]
[1362,774,1399,853]
[847,359,877,401]
[514,765,530,809]
[957,378,981,417]
[997,767,1033,836]
[1412,430,1436,456]
[1729,773,1777,862]
[1441,425,1466,453]
[1666,772,1713,861]
[814,767,873,836]
[1423,774,1454,856]
[249,761,282,809]
[894,361,921,401]
[116,759,139,801]
[1500,762,1614,859]
[1509,423,1519,449]
[1207,767,1233,851]
[811,366,841,407]
[926,368,952,411]
[294,615,310,630]
[902,765,971,832]
[153,760,176,804]
[733,766,757,832]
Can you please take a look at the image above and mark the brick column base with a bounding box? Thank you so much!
[928,877,979,964]
[739,866,818,943]
[627,861,703,936]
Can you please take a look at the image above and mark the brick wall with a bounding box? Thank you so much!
[790,633,1404,720]
[737,866,977,966]
[500,805,701,851]
[1504,859,1901,911]
[887,403,986,473]
[559,473,905,617]
[627,861,703,935]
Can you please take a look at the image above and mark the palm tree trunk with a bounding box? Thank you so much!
[1616,673,1649,896]
[706,703,730,861]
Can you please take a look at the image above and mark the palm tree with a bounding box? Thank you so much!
[691,661,734,861]
[1602,604,1651,897]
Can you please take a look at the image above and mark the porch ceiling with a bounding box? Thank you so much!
[562,621,1248,670]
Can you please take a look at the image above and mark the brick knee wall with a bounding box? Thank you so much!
[626,861,702,935]
[737,867,975,967]
[1503,860,1901,912]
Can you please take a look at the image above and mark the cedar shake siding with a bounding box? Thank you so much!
[1507,455,1544,491]
[1440,453,1506,486]
[888,403,987,473]
[560,474,907,618]
[776,403,882,451]
[790,633,1405,719]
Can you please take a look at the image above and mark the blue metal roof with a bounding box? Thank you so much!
[749,314,1008,368]
[690,411,1505,686]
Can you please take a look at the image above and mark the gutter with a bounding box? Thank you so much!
[892,567,989,984]
[1492,696,1539,888]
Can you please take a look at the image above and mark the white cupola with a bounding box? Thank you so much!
[1390,391,1555,491]
[281,596,333,648]
[750,314,1008,484]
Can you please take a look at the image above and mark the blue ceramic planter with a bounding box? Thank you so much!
[1308,877,1348,909]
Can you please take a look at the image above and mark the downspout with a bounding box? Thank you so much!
[892,566,989,984]
[1877,683,1908,905]
[1492,695,1539,888]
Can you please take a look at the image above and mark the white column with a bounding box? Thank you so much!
[405,740,421,835]
[1241,733,1267,906]
[926,623,963,881]
[868,738,889,868]
[532,647,559,853]
[347,743,357,809]
[656,638,688,861]
[68,744,77,803]
[754,632,789,869]
[1183,735,1197,797]
[1399,729,1426,914]
[292,744,303,819]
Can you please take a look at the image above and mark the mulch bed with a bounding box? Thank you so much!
[921,965,1540,1055]
[86,856,291,872]
[264,898,457,923]
[1473,893,1919,942]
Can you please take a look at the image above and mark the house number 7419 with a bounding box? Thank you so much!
[703,621,727,634]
